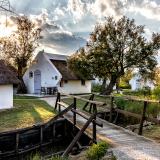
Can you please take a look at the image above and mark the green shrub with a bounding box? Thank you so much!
[119,81,131,89]
[92,83,102,93]
[114,97,126,110]
[29,153,41,160]
[123,87,151,97]
[50,155,69,160]
[152,86,160,99]
[86,141,109,160]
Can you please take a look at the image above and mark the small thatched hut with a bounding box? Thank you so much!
[0,60,19,109]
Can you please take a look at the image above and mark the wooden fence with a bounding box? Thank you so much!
[54,92,104,157]
[0,117,68,159]
[83,94,160,135]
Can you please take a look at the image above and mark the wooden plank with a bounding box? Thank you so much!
[45,103,74,128]
[71,109,103,127]
[40,126,43,147]
[138,101,147,135]
[62,114,96,157]
[115,108,142,119]
[55,92,60,110]
[83,94,94,110]
[73,98,76,127]
[109,97,114,122]
[57,102,69,108]
[97,94,160,104]
[15,133,19,154]
[59,92,105,106]
[93,116,97,143]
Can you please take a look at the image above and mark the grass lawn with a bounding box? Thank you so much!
[0,98,56,132]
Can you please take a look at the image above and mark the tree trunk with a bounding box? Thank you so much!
[18,65,23,80]
[101,78,106,93]
[101,75,117,95]
[116,78,120,93]
[17,65,27,93]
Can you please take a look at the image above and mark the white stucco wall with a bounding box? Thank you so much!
[23,52,61,94]
[129,74,155,90]
[0,85,13,109]
[58,80,91,94]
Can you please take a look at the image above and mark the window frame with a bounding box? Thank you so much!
[29,71,33,78]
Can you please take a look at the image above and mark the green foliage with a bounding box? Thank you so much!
[49,156,69,160]
[0,16,41,79]
[68,16,160,95]
[86,141,109,160]
[119,81,131,89]
[152,86,160,99]
[92,83,102,93]
[119,69,133,89]
[114,97,126,110]
[123,87,151,97]
[115,96,160,121]
[28,153,41,160]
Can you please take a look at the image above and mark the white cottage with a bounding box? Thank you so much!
[23,51,92,94]
[0,60,19,109]
[129,73,154,90]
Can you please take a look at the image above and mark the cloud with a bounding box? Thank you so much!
[1,0,159,55]
[28,9,86,54]
[127,0,160,21]
[40,30,86,54]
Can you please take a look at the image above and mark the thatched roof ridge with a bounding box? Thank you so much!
[0,60,20,85]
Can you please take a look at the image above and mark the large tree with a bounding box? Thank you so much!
[68,16,160,95]
[0,16,41,79]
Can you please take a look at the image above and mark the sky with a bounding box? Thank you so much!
[0,0,160,55]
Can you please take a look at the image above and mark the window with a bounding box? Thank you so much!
[29,71,33,78]
[81,80,85,86]
[55,76,58,80]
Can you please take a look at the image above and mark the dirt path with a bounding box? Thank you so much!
[42,97,160,160]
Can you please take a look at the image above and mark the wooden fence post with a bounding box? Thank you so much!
[138,101,147,135]
[58,93,61,113]
[109,96,114,122]
[83,94,94,111]
[62,114,96,157]
[92,104,97,144]
[15,133,19,154]
[55,92,60,110]
[73,98,76,127]
[40,126,43,149]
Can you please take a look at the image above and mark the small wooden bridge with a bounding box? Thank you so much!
[43,92,160,160]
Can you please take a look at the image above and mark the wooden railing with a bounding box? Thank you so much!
[83,93,160,135]
[0,117,67,158]
[54,92,103,157]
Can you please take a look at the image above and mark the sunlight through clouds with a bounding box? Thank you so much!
[0,0,159,54]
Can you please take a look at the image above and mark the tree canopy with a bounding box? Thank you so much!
[0,16,41,79]
[68,16,160,95]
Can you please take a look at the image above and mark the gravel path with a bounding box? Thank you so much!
[42,97,160,160]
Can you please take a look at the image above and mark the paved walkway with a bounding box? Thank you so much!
[41,97,160,160]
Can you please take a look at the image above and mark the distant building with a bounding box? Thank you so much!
[23,51,93,94]
[129,73,154,90]
[0,60,19,109]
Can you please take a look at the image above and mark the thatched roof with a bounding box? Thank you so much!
[0,60,20,85]
[50,59,93,80]
[51,59,80,80]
